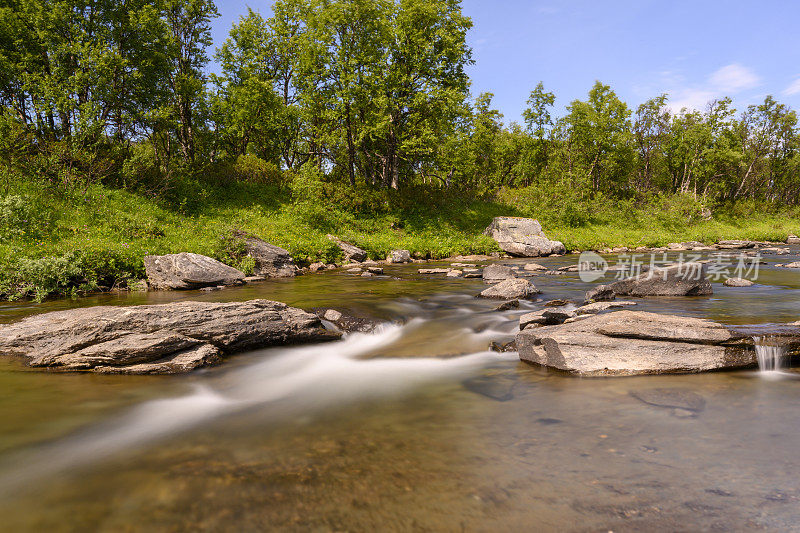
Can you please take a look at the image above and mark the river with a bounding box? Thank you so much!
[1,252,799,531]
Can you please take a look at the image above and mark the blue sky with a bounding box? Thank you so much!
[210,0,800,124]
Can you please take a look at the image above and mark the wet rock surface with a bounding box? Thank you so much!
[0,300,339,374]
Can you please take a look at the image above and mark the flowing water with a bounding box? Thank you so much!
[1,251,800,531]
[754,337,789,373]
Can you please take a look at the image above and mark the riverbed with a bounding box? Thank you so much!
[1,252,799,531]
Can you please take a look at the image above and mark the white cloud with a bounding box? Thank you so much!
[665,63,761,113]
[784,78,800,96]
[708,64,760,92]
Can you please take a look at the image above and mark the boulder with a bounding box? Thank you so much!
[787,234,800,245]
[327,235,368,262]
[245,237,297,278]
[387,249,412,263]
[777,262,800,269]
[609,262,712,297]
[482,264,517,281]
[724,277,754,287]
[516,310,762,376]
[585,284,616,302]
[483,217,566,257]
[0,300,340,374]
[478,278,538,300]
[308,262,327,273]
[144,253,245,290]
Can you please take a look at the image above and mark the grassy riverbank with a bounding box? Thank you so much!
[1,174,799,301]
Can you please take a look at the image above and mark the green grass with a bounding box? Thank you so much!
[1,174,799,301]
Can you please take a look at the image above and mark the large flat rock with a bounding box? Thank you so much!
[0,300,340,374]
[516,310,793,376]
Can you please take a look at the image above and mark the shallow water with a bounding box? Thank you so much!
[1,251,800,531]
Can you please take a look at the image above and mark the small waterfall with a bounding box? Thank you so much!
[753,336,788,373]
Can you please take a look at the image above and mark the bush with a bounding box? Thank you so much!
[0,252,92,302]
[0,194,46,243]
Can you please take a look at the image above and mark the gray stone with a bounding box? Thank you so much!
[493,300,520,311]
[327,235,368,262]
[717,240,756,250]
[483,217,566,257]
[244,237,297,278]
[447,270,463,278]
[0,300,339,374]
[787,234,800,245]
[517,310,756,376]
[610,262,712,296]
[387,249,412,263]
[243,275,266,283]
[724,277,754,287]
[577,301,637,315]
[144,253,245,290]
[482,264,517,281]
[585,284,616,302]
[419,268,451,274]
[308,262,327,272]
[524,263,548,272]
[479,278,538,299]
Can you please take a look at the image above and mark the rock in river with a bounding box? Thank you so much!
[482,264,517,281]
[724,277,754,287]
[609,262,712,297]
[144,253,246,290]
[0,300,340,374]
[479,278,538,299]
[516,310,761,376]
[484,217,566,257]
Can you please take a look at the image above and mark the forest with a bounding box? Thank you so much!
[1,0,799,299]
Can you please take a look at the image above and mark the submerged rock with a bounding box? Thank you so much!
[327,235,368,262]
[479,278,538,299]
[244,237,298,278]
[610,262,712,297]
[484,217,566,257]
[630,388,706,412]
[516,310,762,376]
[0,300,340,374]
[144,253,245,290]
